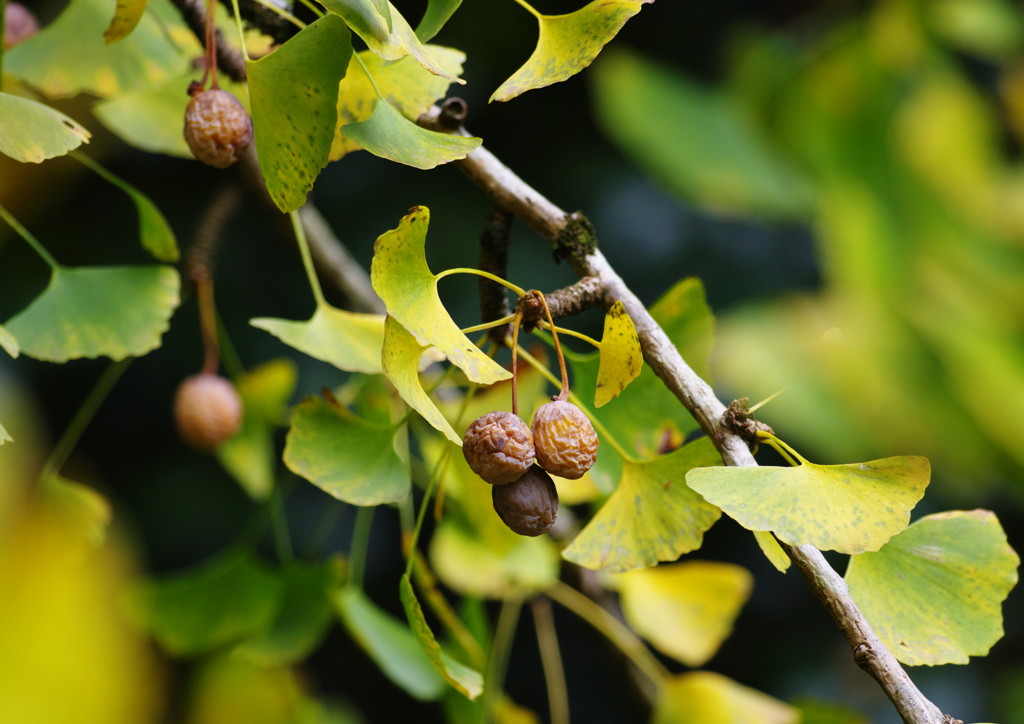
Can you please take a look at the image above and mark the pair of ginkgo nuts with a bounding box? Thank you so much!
[463,401,599,537]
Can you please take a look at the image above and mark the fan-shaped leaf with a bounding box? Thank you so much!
[128,553,284,656]
[0,93,90,163]
[613,561,753,667]
[382,316,460,444]
[5,0,192,98]
[562,438,722,573]
[331,46,466,161]
[653,672,799,724]
[371,209,509,384]
[248,15,352,212]
[252,303,385,375]
[490,0,652,102]
[284,395,410,506]
[320,0,461,82]
[336,586,446,701]
[5,266,180,362]
[846,510,1019,666]
[595,300,642,407]
[341,97,480,169]
[400,574,484,699]
[104,0,148,43]
[686,456,930,554]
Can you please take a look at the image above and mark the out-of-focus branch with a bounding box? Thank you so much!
[418,100,958,724]
[168,0,248,83]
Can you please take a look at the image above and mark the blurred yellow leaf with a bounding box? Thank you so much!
[595,300,642,407]
[104,0,148,43]
[614,561,753,667]
[252,303,386,375]
[652,672,798,724]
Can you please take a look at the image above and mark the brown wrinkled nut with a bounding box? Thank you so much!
[183,89,253,168]
[3,3,38,49]
[463,410,535,485]
[531,400,598,479]
[174,373,243,451]
[492,466,558,537]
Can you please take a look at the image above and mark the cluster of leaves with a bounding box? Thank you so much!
[0,0,1020,722]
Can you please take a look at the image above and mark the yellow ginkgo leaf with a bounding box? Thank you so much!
[613,561,753,667]
[652,672,799,724]
[104,0,148,43]
[595,300,642,407]
[490,0,652,103]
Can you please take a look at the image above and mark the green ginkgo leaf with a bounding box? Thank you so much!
[371,209,510,385]
[5,266,180,362]
[128,553,284,657]
[234,562,338,665]
[415,0,462,42]
[283,395,410,506]
[218,359,298,500]
[595,300,642,407]
[74,152,178,262]
[319,0,461,82]
[104,0,148,42]
[335,586,446,701]
[252,303,385,375]
[846,510,1019,666]
[0,325,19,358]
[5,0,192,98]
[562,438,722,573]
[652,276,715,382]
[248,15,352,213]
[612,561,753,668]
[490,0,652,103]
[340,97,481,169]
[369,0,392,32]
[653,672,799,724]
[40,474,112,548]
[0,93,91,163]
[399,574,484,700]
[382,316,460,445]
[686,455,930,555]
[331,46,466,161]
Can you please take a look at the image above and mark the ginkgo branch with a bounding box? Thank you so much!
[418,101,955,724]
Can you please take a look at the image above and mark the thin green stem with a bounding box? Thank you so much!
[41,359,133,480]
[537,320,601,350]
[215,310,246,381]
[511,0,542,19]
[269,478,294,562]
[460,314,517,335]
[1,0,7,87]
[293,0,323,19]
[412,551,487,668]
[537,291,570,401]
[483,595,524,724]
[532,597,570,724]
[290,209,326,306]
[353,51,384,98]
[252,0,306,28]
[228,0,252,62]
[515,344,639,463]
[756,431,807,466]
[435,267,527,298]
[0,203,60,270]
[403,448,450,578]
[748,388,786,414]
[547,582,671,688]
[348,506,374,589]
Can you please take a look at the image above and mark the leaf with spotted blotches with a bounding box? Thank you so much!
[687,456,930,554]
[371,208,510,386]
[846,510,1018,666]
[490,0,652,102]
[595,300,642,407]
[247,15,352,212]
[562,437,722,573]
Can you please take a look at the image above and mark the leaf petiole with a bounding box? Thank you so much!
[460,314,517,335]
[435,267,527,297]
[227,0,252,62]
[251,0,306,28]
[756,431,808,467]
[289,209,326,306]
[511,0,542,19]
[536,320,601,350]
[0,203,61,270]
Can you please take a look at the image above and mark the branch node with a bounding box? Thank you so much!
[439,97,469,130]
[518,276,605,332]
[554,212,598,266]
[723,397,774,447]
